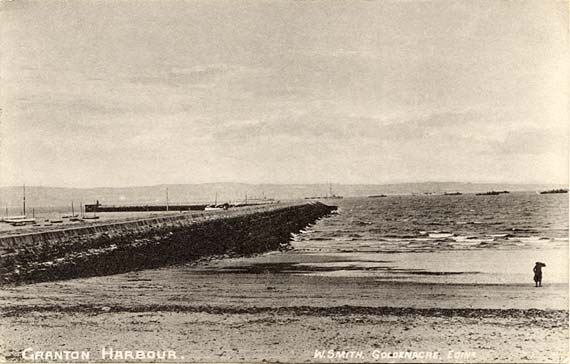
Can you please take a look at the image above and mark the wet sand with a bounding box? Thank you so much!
[0,250,568,363]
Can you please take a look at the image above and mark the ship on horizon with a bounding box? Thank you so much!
[539,188,568,194]
[476,190,510,196]
[305,184,343,200]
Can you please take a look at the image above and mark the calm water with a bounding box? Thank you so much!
[291,192,569,284]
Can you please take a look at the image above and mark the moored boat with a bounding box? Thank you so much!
[5,218,37,226]
[0,215,26,223]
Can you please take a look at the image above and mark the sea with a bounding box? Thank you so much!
[290,192,569,285]
[1,191,568,286]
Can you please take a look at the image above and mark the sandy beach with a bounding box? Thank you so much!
[1,195,568,363]
[1,248,568,363]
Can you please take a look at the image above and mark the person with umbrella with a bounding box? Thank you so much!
[533,262,546,287]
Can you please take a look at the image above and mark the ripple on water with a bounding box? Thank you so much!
[289,194,568,283]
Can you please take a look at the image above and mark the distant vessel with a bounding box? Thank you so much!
[476,191,510,196]
[368,194,387,198]
[305,184,343,200]
[324,184,343,199]
[540,188,568,194]
[305,194,344,200]
[444,192,462,196]
[322,195,343,199]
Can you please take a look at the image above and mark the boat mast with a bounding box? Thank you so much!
[22,184,26,216]
[166,187,169,212]
[72,201,75,216]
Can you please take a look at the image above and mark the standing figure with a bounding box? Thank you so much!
[533,262,546,287]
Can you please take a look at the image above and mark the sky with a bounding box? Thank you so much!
[0,0,568,187]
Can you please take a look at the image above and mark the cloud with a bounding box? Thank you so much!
[494,128,568,156]
[15,97,132,116]
[213,110,483,143]
[0,0,29,13]
[2,1,567,186]
[129,64,254,88]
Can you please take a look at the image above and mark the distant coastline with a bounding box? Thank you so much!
[0,182,567,208]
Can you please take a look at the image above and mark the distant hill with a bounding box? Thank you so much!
[0,182,566,209]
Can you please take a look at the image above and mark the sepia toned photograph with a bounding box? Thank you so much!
[0,0,568,363]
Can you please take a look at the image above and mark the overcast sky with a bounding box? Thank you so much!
[0,0,568,187]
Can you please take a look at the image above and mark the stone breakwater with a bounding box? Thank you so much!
[0,202,336,285]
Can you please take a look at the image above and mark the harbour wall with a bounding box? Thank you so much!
[0,202,336,285]
[84,203,208,212]
[84,201,277,212]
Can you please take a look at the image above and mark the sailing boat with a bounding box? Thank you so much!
[70,202,83,221]
[62,201,80,219]
[205,192,224,211]
[3,184,37,225]
[0,213,26,223]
